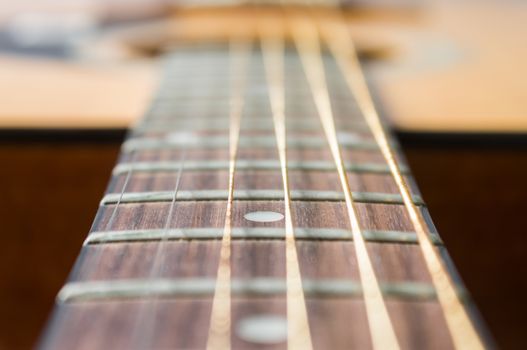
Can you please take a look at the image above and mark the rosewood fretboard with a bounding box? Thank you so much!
[39,35,490,349]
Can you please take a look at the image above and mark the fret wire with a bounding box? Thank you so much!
[134,119,370,133]
[85,228,444,246]
[100,190,425,206]
[207,39,251,350]
[112,160,409,176]
[261,16,314,350]
[319,12,486,350]
[59,278,462,303]
[291,13,400,350]
[121,136,382,152]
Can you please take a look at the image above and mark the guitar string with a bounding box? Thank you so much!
[261,15,314,350]
[128,53,213,349]
[290,12,400,350]
[70,52,199,347]
[318,12,485,350]
[129,149,187,350]
[60,141,138,349]
[104,150,136,234]
[74,148,138,284]
[83,48,205,281]
[73,5,481,349]
[206,38,252,350]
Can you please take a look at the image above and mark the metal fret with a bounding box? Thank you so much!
[85,227,443,245]
[149,97,359,108]
[112,160,409,176]
[58,278,466,303]
[100,190,425,205]
[146,107,359,119]
[152,93,361,104]
[134,118,370,132]
[122,135,383,152]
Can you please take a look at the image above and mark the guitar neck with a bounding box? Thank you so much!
[39,33,490,349]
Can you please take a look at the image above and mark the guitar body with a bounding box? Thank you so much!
[1,1,526,132]
[37,12,492,348]
[0,0,525,349]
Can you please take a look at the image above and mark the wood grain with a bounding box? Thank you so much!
[38,45,484,349]
[1,1,526,132]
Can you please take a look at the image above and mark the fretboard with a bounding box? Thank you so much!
[39,36,490,349]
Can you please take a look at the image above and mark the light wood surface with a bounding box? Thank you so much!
[0,55,157,129]
[369,1,527,133]
[0,1,525,133]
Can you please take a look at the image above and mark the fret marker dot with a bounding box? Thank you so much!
[337,131,361,143]
[236,315,287,344]
[244,211,284,223]
[165,131,195,143]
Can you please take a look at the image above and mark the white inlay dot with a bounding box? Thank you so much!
[235,314,288,344]
[337,131,361,143]
[165,131,195,143]
[244,211,284,223]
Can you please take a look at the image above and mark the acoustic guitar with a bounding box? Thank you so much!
[24,0,518,349]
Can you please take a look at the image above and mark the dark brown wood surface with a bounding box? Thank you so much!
[404,143,527,350]
[2,135,527,349]
[0,138,121,350]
